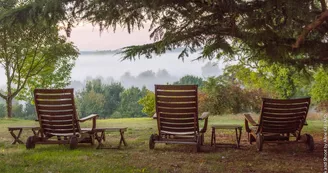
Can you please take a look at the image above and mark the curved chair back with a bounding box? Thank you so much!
[258,97,311,137]
[155,85,199,137]
[34,89,81,137]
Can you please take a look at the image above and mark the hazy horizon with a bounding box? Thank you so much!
[0,24,225,90]
[0,51,225,90]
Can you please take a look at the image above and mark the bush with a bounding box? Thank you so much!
[138,90,155,117]
[202,77,271,115]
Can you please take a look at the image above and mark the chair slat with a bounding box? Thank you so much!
[40,115,74,121]
[38,105,73,111]
[159,113,195,118]
[155,85,197,90]
[263,97,310,104]
[157,102,197,108]
[34,89,73,94]
[158,107,197,114]
[43,129,76,134]
[160,118,195,123]
[262,127,298,133]
[263,108,308,114]
[262,112,306,118]
[38,110,74,116]
[157,91,197,96]
[42,124,75,130]
[35,94,72,99]
[41,120,76,125]
[161,126,196,133]
[36,100,73,105]
[263,103,309,109]
[161,122,195,128]
[156,97,197,102]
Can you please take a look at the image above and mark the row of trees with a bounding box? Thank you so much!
[139,64,328,116]
[76,79,148,118]
[1,64,328,119]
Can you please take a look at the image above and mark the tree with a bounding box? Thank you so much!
[76,79,125,118]
[0,1,78,118]
[138,90,155,117]
[77,90,105,117]
[202,75,266,114]
[2,0,327,66]
[310,67,328,102]
[116,86,147,118]
[173,75,204,88]
[225,63,310,99]
[103,83,124,116]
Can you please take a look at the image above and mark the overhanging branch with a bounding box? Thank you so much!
[320,0,327,11]
[292,10,328,49]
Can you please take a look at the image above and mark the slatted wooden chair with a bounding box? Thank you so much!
[26,89,99,149]
[149,85,210,152]
[245,97,314,151]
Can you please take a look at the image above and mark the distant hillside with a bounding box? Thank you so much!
[80,49,120,55]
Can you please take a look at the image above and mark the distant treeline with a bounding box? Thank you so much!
[79,47,192,56]
[1,65,327,119]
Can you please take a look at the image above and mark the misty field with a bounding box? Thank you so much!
[0,114,323,173]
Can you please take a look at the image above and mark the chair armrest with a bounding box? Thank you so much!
[79,114,99,122]
[152,113,157,119]
[304,121,308,126]
[199,112,210,133]
[79,114,99,129]
[198,112,210,120]
[244,114,258,126]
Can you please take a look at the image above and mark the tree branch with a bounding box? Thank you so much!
[320,0,327,11]
[292,10,328,49]
[0,92,6,99]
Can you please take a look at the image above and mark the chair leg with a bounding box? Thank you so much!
[299,134,314,152]
[256,134,264,151]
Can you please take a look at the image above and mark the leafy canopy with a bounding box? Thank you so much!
[1,0,327,67]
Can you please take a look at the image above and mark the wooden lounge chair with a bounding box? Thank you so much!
[149,85,210,152]
[26,89,99,149]
[245,97,314,151]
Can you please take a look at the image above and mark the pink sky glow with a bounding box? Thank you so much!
[67,23,152,51]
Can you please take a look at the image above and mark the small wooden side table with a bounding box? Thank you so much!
[93,127,128,149]
[8,126,40,144]
[211,124,242,148]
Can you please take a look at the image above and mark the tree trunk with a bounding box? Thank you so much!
[6,97,12,118]
[5,59,12,118]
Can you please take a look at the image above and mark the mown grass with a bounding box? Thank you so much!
[0,113,324,173]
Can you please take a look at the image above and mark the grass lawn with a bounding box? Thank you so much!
[0,113,324,173]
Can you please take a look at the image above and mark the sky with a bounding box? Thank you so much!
[67,23,152,51]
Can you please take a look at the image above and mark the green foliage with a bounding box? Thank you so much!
[138,90,155,117]
[0,0,78,118]
[173,75,204,88]
[202,76,266,114]
[76,79,124,118]
[0,103,5,118]
[310,67,328,102]
[116,86,147,118]
[2,0,327,66]
[225,63,311,99]
[12,103,24,118]
[103,83,125,116]
[77,90,105,117]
